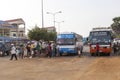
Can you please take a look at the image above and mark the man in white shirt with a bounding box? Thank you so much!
[10,44,17,60]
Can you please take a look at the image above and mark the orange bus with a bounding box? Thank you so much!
[88,27,114,56]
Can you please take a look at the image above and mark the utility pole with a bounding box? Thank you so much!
[41,0,44,28]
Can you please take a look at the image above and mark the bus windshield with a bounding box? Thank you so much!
[57,38,75,45]
[89,31,112,44]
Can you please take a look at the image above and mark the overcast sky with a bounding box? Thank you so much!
[0,0,120,37]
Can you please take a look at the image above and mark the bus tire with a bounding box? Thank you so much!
[80,50,83,54]
[91,53,94,56]
[107,53,110,56]
[60,53,62,56]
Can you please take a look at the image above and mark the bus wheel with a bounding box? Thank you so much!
[91,53,94,56]
[107,53,110,56]
[59,53,62,56]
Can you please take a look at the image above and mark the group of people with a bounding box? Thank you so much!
[113,42,120,54]
[9,41,57,60]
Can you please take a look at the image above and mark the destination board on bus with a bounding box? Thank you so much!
[57,34,75,38]
[90,31,108,36]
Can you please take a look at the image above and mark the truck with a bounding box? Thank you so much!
[56,32,83,56]
[88,27,114,56]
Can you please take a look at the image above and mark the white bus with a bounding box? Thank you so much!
[56,32,83,56]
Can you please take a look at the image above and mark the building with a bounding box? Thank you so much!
[0,20,13,37]
[44,26,56,32]
[5,18,25,38]
[0,18,25,38]
[0,18,27,43]
[0,18,56,40]
[0,18,26,39]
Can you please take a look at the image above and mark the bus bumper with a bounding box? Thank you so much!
[90,47,112,54]
[59,48,77,54]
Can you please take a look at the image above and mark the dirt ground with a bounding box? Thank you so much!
[1,46,120,80]
[0,56,120,80]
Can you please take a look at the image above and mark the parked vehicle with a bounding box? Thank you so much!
[0,43,5,56]
[0,42,12,56]
[88,27,114,56]
[56,32,83,56]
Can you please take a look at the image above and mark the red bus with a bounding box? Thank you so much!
[88,27,114,56]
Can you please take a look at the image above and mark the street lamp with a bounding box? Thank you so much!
[47,11,62,27]
[55,21,64,33]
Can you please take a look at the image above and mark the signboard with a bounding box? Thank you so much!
[90,31,108,36]
[57,34,75,38]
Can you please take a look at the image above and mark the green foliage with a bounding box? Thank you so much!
[47,32,57,41]
[111,16,120,37]
[113,17,120,23]
[27,26,57,41]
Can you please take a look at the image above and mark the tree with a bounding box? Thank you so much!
[47,32,57,41]
[111,17,120,37]
[27,26,57,41]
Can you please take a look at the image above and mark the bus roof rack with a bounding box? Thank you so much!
[92,27,112,31]
[92,27,111,30]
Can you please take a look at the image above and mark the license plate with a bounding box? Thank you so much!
[63,51,67,53]
[99,50,102,52]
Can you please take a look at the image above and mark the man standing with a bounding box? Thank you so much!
[96,43,100,56]
[35,42,41,57]
[10,44,17,60]
[51,42,56,57]
[47,43,52,58]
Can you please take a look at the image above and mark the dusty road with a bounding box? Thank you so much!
[0,46,120,80]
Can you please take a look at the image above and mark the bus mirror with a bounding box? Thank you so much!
[86,37,89,41]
